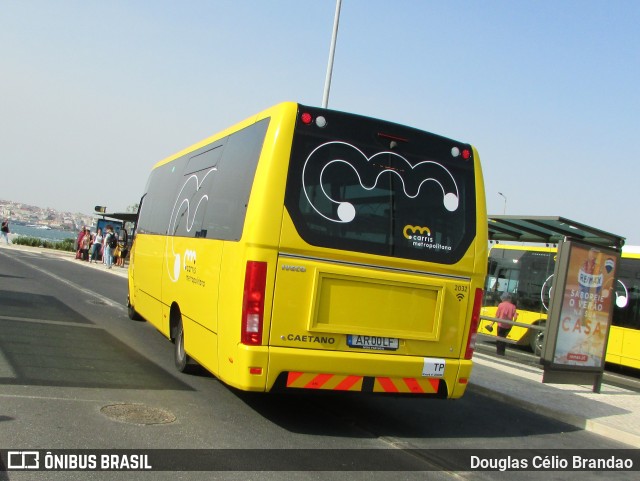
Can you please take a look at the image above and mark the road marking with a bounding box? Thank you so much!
[4,252,126,312]
[0,315,102,329]
[0,317,100,382]
[0,392,119,403]
[0,253,125,383]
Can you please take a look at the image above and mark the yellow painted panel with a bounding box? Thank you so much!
[605,326,623,361]
[619,326,640,369]
[311,273,443,341]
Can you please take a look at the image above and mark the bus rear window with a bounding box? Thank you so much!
[284,106,477,264]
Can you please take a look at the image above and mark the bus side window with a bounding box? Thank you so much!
[200,119,269,241]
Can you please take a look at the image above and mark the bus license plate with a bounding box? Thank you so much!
[347,335,399,351]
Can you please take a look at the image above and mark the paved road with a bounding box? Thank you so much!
[0,247,636,480]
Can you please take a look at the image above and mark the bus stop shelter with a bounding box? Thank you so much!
[485,215,626,392]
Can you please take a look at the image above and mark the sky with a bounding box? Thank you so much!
[1,1,639,243]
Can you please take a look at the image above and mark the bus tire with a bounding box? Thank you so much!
[127,296,142,321]
[174,317,196,373]
[530,322,545,356]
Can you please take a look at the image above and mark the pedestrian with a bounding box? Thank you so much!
[104,225,117,269]
[113,241,121,266]
[102,231,108,264]
[492,293,518,356]
[116,227,128,267]
[80,229,91,261]
[1,219,10,245]
[90,228,103,263]
[76,226,87,259]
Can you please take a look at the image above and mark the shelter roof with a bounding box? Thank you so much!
[99,212,138,223]
[487,215,625,250]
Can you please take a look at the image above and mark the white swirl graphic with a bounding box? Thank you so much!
[302,141,460,223]
[166,167,217,282]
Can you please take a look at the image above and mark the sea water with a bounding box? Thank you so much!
[8,224,76,243]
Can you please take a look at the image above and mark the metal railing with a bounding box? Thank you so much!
[477,315,545,345]
[479,315,545,331]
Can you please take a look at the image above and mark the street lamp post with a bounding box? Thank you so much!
[322,0,342,108]
[498,192,507,215]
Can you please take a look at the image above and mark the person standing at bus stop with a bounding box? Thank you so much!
[90,228,103,263]
[116,227,128,267]
[494,293,518,356]
[1,219,10,244]
[104,225,117,269]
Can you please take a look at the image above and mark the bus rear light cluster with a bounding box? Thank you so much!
[465,288,484,359]
[451,146,471,160]
[300,112,327,128]
[241,261,267,346]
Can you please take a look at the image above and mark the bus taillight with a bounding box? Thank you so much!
[465,288,484,360]
[241,261,268,346]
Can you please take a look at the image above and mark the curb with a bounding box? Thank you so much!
[468,350,640,448]
[468,378,640,448]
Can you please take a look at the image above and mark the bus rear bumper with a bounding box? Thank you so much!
[262,346,472,399]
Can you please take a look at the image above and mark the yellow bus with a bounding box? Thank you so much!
[480,244,640,369]
[127,102,488,398]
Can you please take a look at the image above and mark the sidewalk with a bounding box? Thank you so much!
[1,242,128,278]
[469,351,640,447]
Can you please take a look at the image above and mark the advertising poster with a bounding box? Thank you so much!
[553,244,617,367]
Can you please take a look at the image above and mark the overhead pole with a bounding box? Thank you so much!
[322,0,342,108]
[498,192,507,215]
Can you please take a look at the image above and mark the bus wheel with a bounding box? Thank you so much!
[127,296,141,321]
[174,317,195,373]
[530,323,545,356]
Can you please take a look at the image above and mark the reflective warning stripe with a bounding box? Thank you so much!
[305,373,332,389]
[287,372,363,391]
[373,377,440,394]
[334,375,362,391]
[375,377,398,393]
[286,372,439,393]
[287,371,304,385]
